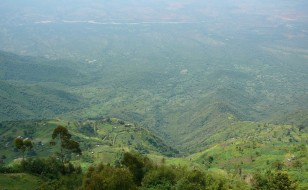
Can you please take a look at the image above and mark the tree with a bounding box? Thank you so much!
[271,172,297,190]
[51,125,81,166]
[208,156,214,164]
[175,170,208,190]
[121,152,152,185]
[142,166,176,189]
[14,137,33,161]
[253,171,297,190]
[272,160,284,170]
[80,164,135,190]
[292,160,303,169]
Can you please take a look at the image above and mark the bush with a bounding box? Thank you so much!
[39,173,83,190]
[0,164,20,173]
[121,152,152,185]
[22,157,62,178]
[253,171,297,190]
[142,166,176,189]
[22,157,81,178]
[175,170,209,190]
[80,164,136,190]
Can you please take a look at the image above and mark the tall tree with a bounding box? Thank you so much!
[14,137,33,161]
[121,152,152,185]
[51,125,81,166]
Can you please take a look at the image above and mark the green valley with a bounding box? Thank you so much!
[0,0,307,189]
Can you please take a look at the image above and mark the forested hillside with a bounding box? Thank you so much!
[0,0,307,189]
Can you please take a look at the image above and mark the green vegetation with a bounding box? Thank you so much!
[0,2,307,188]
[51,125,81,166]
[0,118,178,165]
[0,118,307,189]
[1,22,307,152]
[1,149,298,189]
[190,122,308,189]
[253,171,297,190]
[14,137,33,161]
[0,173,42,190]
[80,163,135,190]
[79,152,250,190]
[0,45,307,187]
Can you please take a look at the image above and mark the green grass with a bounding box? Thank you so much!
[0,173,42,190]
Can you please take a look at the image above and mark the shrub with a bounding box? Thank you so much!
[253,171,297,190]
[142,166,176,189]
[121,152,152,185]
[80,164,136,190]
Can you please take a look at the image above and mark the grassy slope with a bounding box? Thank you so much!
[188,120,308,189]
[134,118,308,189]
[0,118,178,166]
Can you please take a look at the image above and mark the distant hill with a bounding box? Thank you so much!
[0,50,88,84]
[0,11,307,153]
[0,81,83,121]
[0,51,89,121]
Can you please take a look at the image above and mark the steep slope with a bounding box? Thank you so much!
[0,118,178,165]
[188,121,308,189]
[0,51,90,121]
[0,81,82,121]
[0,50,88,85]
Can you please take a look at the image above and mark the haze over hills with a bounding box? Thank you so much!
[0,0,307,189]
[0,0,307,150]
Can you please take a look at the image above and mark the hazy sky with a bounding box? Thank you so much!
[0,0,307,57]
[0,0,307,24]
